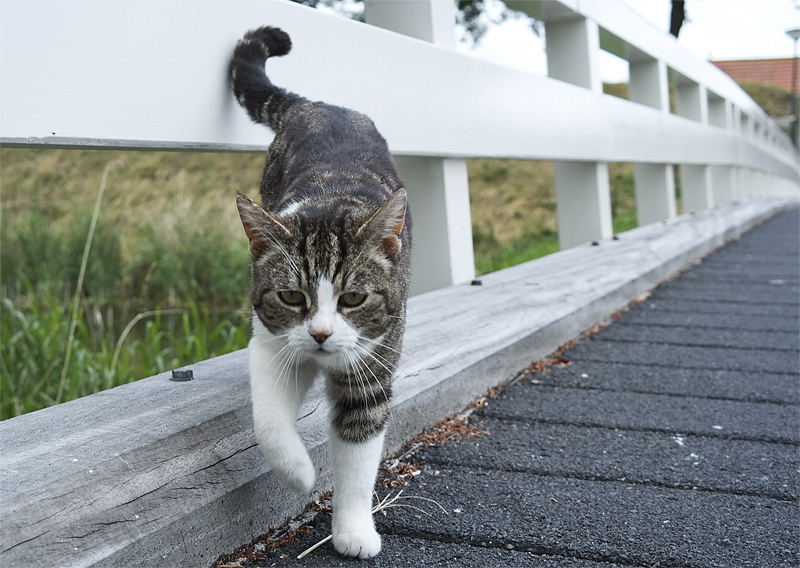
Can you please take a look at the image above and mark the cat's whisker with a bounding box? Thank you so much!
[292,350,305,403]
[352,346,400,381]
[350,352,386,419]
[360,356,395,385]
[345,351,380,412]
[267,341,303,401]
[349,350,398,443]
[347,348,392,414]
[353,343,397,378]
[255,228,302,278]
[361,345,398,370]
[273,238,301,277]
[251,331,291,348]
[356,337,400,384]
[359,335,403,356]
[275,345,301,388]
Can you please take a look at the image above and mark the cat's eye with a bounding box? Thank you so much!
[338,292,367,308]
[277,290,305,307]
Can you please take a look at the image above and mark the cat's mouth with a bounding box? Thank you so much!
[312,345,333,356]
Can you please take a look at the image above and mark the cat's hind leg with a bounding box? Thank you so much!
[249,321,318,494]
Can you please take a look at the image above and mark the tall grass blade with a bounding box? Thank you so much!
[107,308,183,390]
[56,160,124,404]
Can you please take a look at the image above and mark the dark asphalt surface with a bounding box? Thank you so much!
[219,208,799,568]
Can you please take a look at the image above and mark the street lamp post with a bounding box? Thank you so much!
[787,28,800,147]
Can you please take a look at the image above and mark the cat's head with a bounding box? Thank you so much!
[236,189,409,370]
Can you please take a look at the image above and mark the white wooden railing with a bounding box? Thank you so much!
[1,1,798,567]
[1,0,797,295]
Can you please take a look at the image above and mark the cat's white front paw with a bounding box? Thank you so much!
[271,454,316,494]
[332,525,382,559]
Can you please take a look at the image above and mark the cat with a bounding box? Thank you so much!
[229,26,411,559]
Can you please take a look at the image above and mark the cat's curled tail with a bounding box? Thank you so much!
[229,26,304,131]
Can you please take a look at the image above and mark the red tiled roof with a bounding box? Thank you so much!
[712,58,798,91]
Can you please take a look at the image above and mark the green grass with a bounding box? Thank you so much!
[1,148,641,418]
[125,220,251,306]
[2,294,108,418]
[0,289,248,420]
[473,225,559,275]
[738,81,792,118]
[610,162,638,234]
[2,210,123,299]
[1,148,257,419]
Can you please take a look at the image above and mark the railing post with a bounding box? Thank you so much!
[628,58,677,224]
[682,165,714,213]
[675,80,708,123]
[676,77,716,212]
[629,59,669,109]
[741,168,756,199]
[363,0,454,45]
[711,165,735,204]
[553,161,613,248]
[364,0,475,294]
[633,163,677,223]
[681,91,730,211]
[545,16,613,248]
[712,102,739,204]
[393,156,474,295]
[546,17,602,92]
[707,93,729,129]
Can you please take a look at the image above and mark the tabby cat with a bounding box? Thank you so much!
[229,26,411,558]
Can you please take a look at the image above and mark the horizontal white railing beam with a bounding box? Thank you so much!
[509,0,779,131]
[508,0,793,166]
[1,0,796,182]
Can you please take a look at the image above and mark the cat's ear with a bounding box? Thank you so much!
[236,193,291,257]
[358,187,407,255]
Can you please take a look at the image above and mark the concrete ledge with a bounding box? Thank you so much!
[0,198,793,568]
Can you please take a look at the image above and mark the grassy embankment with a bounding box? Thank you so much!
[1,145,637,419]
[1,149,260,418]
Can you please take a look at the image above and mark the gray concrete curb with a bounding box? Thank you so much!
[1,198,794,568]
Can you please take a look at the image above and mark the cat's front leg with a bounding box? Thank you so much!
[325,346,395,558]
[249,322,318,494]
[329,429,386,559]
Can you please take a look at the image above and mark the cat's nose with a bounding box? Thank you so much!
[310,330,331,344]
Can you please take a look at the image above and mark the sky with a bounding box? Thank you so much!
[459,0,800,83]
